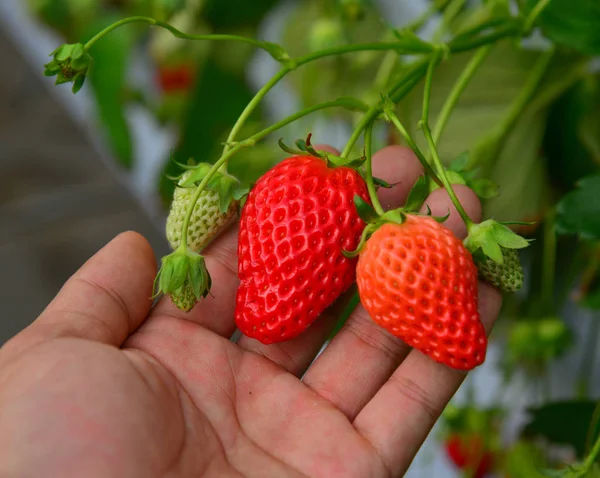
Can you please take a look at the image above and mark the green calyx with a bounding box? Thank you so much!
[154,249,212,312]
[44,43,93,94]
[343,195,449,258]
[277,134,366,169]
[465,219,530,265]
[174,163,248,214]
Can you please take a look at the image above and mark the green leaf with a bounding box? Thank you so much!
[372,177,391,188]
[202,0,280,28]
[491,223,531,249]
[354,195,378,223]
[449,151,470,172]
[82,16,136,168]
[525,0,600,55]
[404,175,429,212]
[556,175,600,241]
[158,252,190,293]
[210,173,238,214]
[579,77,600,164]
[523,400,600,459]
[397,42,587,224]
[482,239,503,264]
[178,163,213,187]
[545,78,600,189]
[470,178,499,199]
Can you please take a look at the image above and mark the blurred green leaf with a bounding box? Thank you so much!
[159,55,276,204]
[27,0,99,39]
[281,0,387,109]
[202,0,280,29]
[556,174,600,240]
[502,441,548,478]
[523,400,600,458]
[82,15,136,168]
[525,0,600,55]
[545,78,600,190]
[396,42,587,225]
[404,175,429,212]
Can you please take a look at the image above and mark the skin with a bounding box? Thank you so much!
[0,145,501,478]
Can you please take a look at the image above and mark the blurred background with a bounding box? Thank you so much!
[1,0,600,476]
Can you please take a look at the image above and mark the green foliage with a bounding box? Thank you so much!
[556,175,600,241]
[525,0,600,55]
[545,79,600,189]
[83,15,136,168]
[523,401,600,459]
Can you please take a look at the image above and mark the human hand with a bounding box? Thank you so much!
[0,145,501,478]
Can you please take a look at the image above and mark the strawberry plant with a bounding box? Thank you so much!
[36,0,600,474]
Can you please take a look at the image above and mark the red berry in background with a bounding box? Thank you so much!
[356,216,486,370]
[445,433,494,478]
[235,155,370,344]
[157,63,195,93]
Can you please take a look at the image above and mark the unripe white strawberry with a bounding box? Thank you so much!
[166,170,238,252]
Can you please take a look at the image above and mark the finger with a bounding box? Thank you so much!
[148,225,240,337]
[354,283,501,475]
[372,145,425,211]
[11,232,157,351]
[302,171,483,419]
[421,185,482,239]
[353,189,502,475]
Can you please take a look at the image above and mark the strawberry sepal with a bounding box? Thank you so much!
[154,249,212,312]
[44,43,93,94]
[465,219,530,264]
[465,220,530,292]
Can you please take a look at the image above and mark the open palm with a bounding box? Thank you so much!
[0,146,501,478]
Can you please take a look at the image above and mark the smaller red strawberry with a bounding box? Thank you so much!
[445,433,494,478]
[356,215,486,370]
[157,63,195,93]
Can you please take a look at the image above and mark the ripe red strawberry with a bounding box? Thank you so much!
[445,433,494,478]
[235,155,370,344]
[157,63,195,93]
[356,216,486,370]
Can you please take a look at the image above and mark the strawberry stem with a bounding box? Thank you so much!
[433,44,493,145]
[84,16,284,53]
[478,47,555,175]
[420,49,474,229]
[579,432,600,477]
[523,0,552,33]
[382,104,443,187]
[364,123,385,215]
[341,57,431,159]
[178,97,371,249]
[220,67,290,169]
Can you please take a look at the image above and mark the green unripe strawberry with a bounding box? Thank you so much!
[169,282,197,312]
[166,170,238,253]
[476,248,524,293]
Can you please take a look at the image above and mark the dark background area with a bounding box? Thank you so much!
[0,27,168,343]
